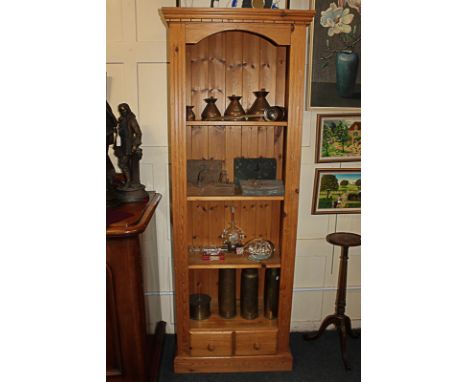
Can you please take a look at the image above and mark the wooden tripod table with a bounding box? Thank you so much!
[303,232,361,370]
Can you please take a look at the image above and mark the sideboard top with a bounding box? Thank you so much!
[106,192,162,238]
[160,7,315,25]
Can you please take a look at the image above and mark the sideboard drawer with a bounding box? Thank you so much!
[190,331,233,357]
[235,330,277,355]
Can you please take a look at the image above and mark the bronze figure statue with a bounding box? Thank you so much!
[106,102,119,207]
[113,103,148,203]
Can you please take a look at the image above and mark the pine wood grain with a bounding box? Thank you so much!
[162,7,314,373]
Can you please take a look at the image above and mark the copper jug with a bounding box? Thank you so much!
[186,105,195,121]
[201,96,222,121]
[224,95,246,121]
[247,89,270,121]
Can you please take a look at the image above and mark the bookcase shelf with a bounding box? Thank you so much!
[162,6,314,374]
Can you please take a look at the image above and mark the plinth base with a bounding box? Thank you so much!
[174,351,292,373]
[116,184,148,203]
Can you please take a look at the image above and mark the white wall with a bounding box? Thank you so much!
[106,0,360,334]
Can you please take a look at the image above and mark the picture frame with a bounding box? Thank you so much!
[315,113,361,163]
[176,0,289,8]
[307,0,361,109]
[312,168,361,214]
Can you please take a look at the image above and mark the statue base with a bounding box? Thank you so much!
[115,184,149,203]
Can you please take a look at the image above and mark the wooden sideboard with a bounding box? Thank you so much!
[106,192,165,382]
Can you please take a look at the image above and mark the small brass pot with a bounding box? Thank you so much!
[189,293,211,320]
[247,89,270,121]
[224,95,246,121]
[201,96,222,121]
[186,105,195,121]
[264,106,287,122]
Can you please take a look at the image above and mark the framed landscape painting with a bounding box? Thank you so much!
[312,168,361,214]
[316,113,361,163]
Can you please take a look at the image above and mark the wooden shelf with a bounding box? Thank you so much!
[188,252,280,269]
[163,7,312,372]
[187,195,284,201]
[190,301,278,331]
[186,121,287,126]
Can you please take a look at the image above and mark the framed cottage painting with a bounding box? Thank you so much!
[307,0,361,109]
[312,168,361,214]
[316,113,361,163]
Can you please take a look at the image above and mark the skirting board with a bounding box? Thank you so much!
[291,319,361,332]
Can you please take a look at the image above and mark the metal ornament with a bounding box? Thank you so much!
[113,103,148,203]
[247,89,271,120]
[264,106,287,121]
[224,95,246,121]
[201,96,222,121]
[186,105,196,121]
[264,268,280,319]
[245,238,275,262]
[218,269,237,318]
[189,293,211,320]
[106,101,120,208]
[241,269,259,320]
[221,206,246,251]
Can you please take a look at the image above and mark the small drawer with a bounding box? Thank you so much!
[235,329,278,355]
[189,331,233,357]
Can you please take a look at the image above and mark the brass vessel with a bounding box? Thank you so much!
[240,269,259,320]
[218,269,236,318]
[186,105,195,121]
[264,106,287,121]
[201,96,222,121]
[224,95,246,121]
[264,268,280,319]
[189,293,211,320]
[247,89,270,121]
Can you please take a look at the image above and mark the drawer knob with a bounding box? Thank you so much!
[207,343,215,352]
[253,343,261,350]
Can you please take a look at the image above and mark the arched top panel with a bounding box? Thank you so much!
[186,23,291,46]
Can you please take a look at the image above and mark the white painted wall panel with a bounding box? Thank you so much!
[106,63,127,108]
[322,289,361,319]
[145,294,175,333]
[294,255,327,288]
[291,291,323,323]
[136,0,175,42]
[137,63,168,147]
[107,0,124,42]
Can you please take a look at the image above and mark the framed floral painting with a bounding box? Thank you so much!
[316,113,361,163]
[312,168,361,214]
[307,0,361,109]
